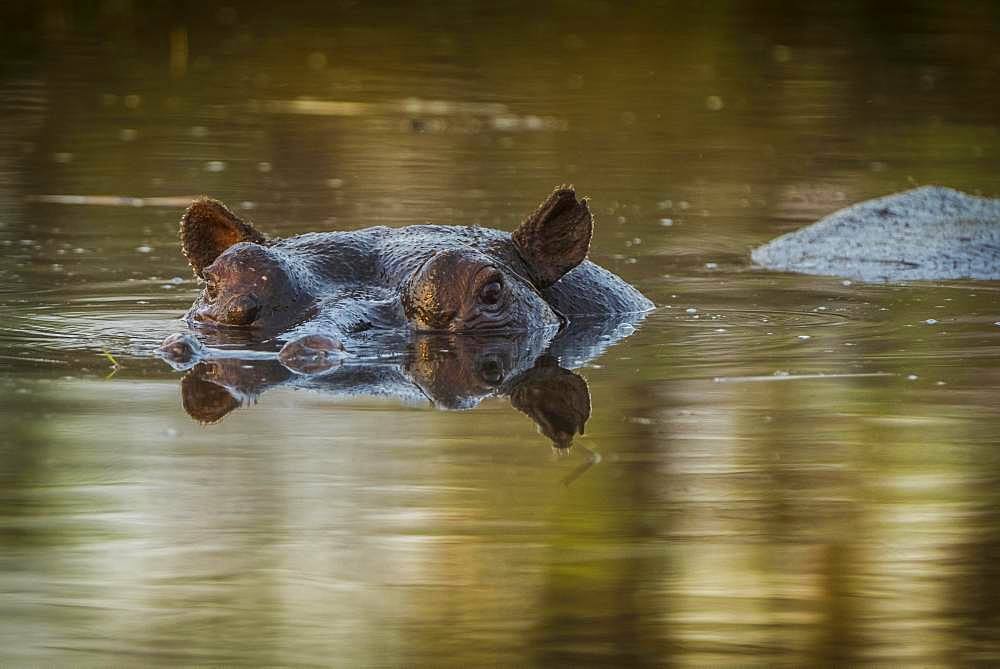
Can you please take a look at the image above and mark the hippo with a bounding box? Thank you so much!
[752,186,1000,282]
[161,186,653,372]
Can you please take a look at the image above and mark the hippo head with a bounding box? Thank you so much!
[177,186,596,341]
[402,187,593,333]
[180,198,312,331]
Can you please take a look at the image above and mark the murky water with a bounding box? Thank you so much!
[2,2,1000,665]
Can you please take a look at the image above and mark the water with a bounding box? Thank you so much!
[2,2,1000,665]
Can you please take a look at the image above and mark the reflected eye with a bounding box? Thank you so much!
[477,358,504,385]
[479,279,503,306]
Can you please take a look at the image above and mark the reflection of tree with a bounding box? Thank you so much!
[528,382,672,666]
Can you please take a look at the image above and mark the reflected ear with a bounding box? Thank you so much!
[508,355,591,448]
[512,186,593,288]
[180,197,268,278]
[180,364,241,424]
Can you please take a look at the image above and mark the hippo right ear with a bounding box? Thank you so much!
[180,197,268,278]
[512,186,593,288]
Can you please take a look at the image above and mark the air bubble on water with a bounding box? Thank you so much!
[925,319,938,325]
[841,280,853,286]
[772,45,792,63]
[205,161,226,172]
[907,374,918,380]
[162,428,178,438]
[715,328,727,333]
[119,128,138,141]
[52,152,73,163]
[935,381,946,386]
[686,308,697,314]
[170,276,184,284]
[136,245,153,253]
[659,218,673,227]
[257,161,272,173]
[327,178,344,188]
[190,126,209,137]
[797,335,811,340]
[307,52,328,71]
[773,370,790,377]
[704,262,717,269]
[705,95,724,111]
[615,323,636,336]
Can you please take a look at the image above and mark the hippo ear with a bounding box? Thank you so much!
[180,197,268,278]
[512,186,593,288]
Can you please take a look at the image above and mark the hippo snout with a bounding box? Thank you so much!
[225,295,261,325]
[195,294,261,326]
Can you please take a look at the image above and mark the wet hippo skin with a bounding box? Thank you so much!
[164,185,653,368]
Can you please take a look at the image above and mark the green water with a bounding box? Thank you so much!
[2,2,999,665]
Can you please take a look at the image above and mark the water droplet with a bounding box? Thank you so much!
[772,45,792,63]
[307,52,328,70]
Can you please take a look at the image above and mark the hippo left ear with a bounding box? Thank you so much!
[512,186,593,288]
[180,197,268,278]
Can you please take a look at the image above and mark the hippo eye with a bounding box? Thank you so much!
[205,282,218,301]
[478,278,503,306]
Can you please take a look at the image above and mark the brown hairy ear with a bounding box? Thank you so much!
[512,185,593,288]
[180,197,267,277]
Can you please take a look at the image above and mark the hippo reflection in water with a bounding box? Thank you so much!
[159,186,653,447]
[163,318,640,449]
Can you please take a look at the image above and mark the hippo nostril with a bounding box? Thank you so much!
[225,295,260,325]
